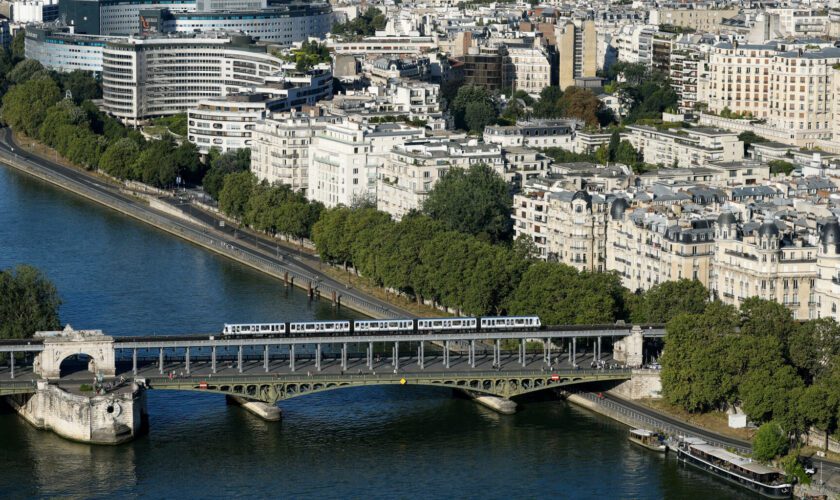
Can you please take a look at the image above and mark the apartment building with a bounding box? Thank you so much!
[606,204,715,292]
[249,113,337,194]
[555,19,597,90]
[504,40,552,98]
[626,125,743,168]
[702,42,777,119]
[483,120,579,149]
[308,121,424,208]
[376,139,502,219]
[669,36,703,113]
[650,7,739,33]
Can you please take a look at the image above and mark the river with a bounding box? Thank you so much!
[0,165,746,499]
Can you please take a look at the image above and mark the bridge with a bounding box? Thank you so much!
[0,324,661,443]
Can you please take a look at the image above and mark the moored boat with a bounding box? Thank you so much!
[675,437,792,498]
[628,429,666,452]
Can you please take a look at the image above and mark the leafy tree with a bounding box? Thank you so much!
[630,279,708,323]
[218,170,257,218]
[557,86,603,126]
[100,138,141,179]
[504,262,625,324]
[312,207,353,267]
[739,364,804,429]
[768,160,795,176]
[203,149,251,199]
[779,453,810,485]
[464,100,497,133]
[422,163,512,243]
[171,141,204,184]
[789,318,840,384]
[0,265,61,340]
[331,7,387,39]
[55,70,102,103]
[739,297,797,352]
[660,302,739,412]
[132,139,177,187]
[1,76,62,136]
[11,30,25,62]
[738,131,767,156]
[607,131,621,161]
[450,85,496,131]
[614,140,640,166]
[752,422,789,461]
[8,59,46,84]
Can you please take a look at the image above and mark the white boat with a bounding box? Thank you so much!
[628,428,666,452]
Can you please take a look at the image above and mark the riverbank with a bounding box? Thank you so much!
[0,128,415,320]
[565,391,840,498]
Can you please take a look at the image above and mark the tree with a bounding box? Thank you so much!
[738,131,767,156]
[450,85,496,131]
[607,131,621,161]
[1,76,62,137]
[99,138,141,179]
[464,100,497,133]
[218,171,256,218]
[312,207,353,267]
[630,279,708,323]
[659,302,740,412]
[789,318,840,384]
[56,70,102,103]
[203,149,251,199]
[8,59,46,84]
[11,30,25,62]
[422,163,512,243]
[768,160,795,176]
[614,140,640,166]
[557,87,603,126]
[739,297,797,351]
[0,265,61,340]
[752,422,789,462]
[504,262,625,324]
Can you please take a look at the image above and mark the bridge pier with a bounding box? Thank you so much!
[185,347,190,375]
[10,354,14,379]
[520,339,525,367]
[341,342,347,371]
[572,337,577,367]
[394,342,399,372]
[418,341,424,370]
[469,340,475,368]
[368,342,373,369]
[132,349,137,376]
[238,345,243,373]
[226,395,281,421]
[211,346,217,373]
[444,340,450,369]
[263,345,269,372]
[290,344,296,372]
[159,348,164,374]
[316,343,322,371]
[597,336,602,363]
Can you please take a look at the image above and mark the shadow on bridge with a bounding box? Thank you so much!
[139,369,632,404]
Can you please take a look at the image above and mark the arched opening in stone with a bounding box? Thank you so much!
[59,354,94,378]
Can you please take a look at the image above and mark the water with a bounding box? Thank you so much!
[0,166,745,499]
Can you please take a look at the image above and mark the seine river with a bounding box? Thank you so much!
[0,166,745,499]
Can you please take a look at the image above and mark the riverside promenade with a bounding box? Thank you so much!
[0,128,413,319]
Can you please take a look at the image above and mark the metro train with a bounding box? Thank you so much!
[221,316,542,338]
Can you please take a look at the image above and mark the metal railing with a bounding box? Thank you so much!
[573,391,751,454]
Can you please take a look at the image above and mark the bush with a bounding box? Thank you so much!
[753,422,789,461]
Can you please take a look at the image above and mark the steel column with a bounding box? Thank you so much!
[521,338,526,367]
[9,354,14,379]
[290,344,295,372]
[238,345,243,373]
[572,337,577,367]
[211,346,217,374]
[394,342,399,372]
[159,348,164,374]
[264,345,269,372]
[368,341,373,369]
[445,340,450,369]
[342,342,347,371]
[185,347,190,375]
[597,336,602,362]
[317,343,322,371]
[132,348,137,376]
[420,341,425,370]
[470,340,475,368]
[495,339,501,367]
[544,339,549,366]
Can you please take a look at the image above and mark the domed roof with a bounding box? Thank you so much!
[572,190,592,203]
[757,221,780,238]
[717,211,737,226]
[820,218,840,245]
[610,198,630,220]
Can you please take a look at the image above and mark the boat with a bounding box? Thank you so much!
[675,437,793,498]
[628,428,666,452]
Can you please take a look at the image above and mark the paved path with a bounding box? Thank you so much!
[0,128,415,319]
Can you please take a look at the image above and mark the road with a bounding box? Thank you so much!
[0,128,416,319]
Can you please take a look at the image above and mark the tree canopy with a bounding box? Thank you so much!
[0,265,61,340]
[421,163,512,243]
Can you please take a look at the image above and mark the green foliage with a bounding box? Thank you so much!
[8,59,46,84]
[450,85,497,132]
[203,149,251,199]
[0,265,61,340]
[11,30,25,62]
[629,279,708,323]
[243,181,324,241]
[541,147,598,164]
[768,160,795,176]
[79,384,94,393]
[331,7,387,39]
[218,170,257,218]
[614,140,640,166]
[752,422,789,462]
[1,76,61,136]
[738,131,767,156]
[530,86,611,127]
[604,62,677,123]
[54,70,102,104]
[779,452,810,485]
[504,263,626,324]
[285,40,331,71]
[100,138,142,178]
[152,114,188,136]
[422,163,512,243]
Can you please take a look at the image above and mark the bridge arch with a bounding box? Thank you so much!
[145,372,631,404]
[34,326,116,380]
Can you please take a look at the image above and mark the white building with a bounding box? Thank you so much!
[483,120,580,149]
[308,120,424,208]
[25,27,113,73]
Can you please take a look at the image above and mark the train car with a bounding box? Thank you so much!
[223,323,286,336]
[353,319,414,333]
[417,317,477,332]
[479,316,541,331]
[288,321,352,336]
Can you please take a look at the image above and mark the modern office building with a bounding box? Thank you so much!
[25,26,114,73]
